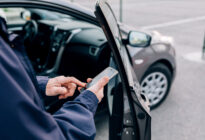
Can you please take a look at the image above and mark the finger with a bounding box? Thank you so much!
[59,94,69,99]
[78,86,82,91]
[69,83,77,94]
[59,83,77,99]
[59,91,75,100]
[87,78,92,83]
[92,76,109,91]
[64,92,74,98]
[59,95,64,99]
[52,87,67,95]
[67,77,86,87]
[77,78,92,92]
[56,76,86,87]
[59,94,66,99]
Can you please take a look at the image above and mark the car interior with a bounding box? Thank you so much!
[5,7,124,119]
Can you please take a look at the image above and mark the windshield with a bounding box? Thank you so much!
[28,9,74,20]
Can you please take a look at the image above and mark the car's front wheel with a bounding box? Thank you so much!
[140,63,172,109]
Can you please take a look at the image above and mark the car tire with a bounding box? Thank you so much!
[140,63,172,109]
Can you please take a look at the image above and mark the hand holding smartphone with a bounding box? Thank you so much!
[80,67,118,92]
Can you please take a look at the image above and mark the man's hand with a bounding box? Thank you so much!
[79,77,109,103]
[46,76,86,99]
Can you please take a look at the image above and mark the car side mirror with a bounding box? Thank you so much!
[125,31,152,47]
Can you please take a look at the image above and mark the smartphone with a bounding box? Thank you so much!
[80,67,118,92]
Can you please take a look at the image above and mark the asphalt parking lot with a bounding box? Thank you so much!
[75,0,205,139]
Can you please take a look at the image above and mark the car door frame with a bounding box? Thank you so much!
[94,1,151,140]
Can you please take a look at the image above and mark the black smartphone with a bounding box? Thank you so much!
[80,67,118,92]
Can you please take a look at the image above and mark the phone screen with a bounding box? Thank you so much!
[81,67,118,91]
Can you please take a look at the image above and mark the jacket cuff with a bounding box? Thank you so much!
[36,76,49,95]
[74,90,99,115]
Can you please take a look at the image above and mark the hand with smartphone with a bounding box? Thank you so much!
[84,77,109,103]
[79,67,118,102]
[46,67,118,102]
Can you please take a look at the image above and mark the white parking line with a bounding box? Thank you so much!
[183,52,205,64]
[142,16,205,30]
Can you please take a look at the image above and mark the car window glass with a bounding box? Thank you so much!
[0,8,26,25]
[0,7,78,26]
[28,8,74,20]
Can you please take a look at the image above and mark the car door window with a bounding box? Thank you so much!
[0,8,26,25]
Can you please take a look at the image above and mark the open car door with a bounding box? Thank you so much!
[94,0,151,140]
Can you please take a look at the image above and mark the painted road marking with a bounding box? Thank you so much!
[142,16,205,30]
[183,52,205,64]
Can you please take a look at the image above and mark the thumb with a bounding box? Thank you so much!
[93,76,109,91]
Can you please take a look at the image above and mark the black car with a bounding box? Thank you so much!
[0,0,151,139]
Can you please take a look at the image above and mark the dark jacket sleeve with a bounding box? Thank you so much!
[53,90,99,140]
[36,76,49,95]
[0,38,99,140]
